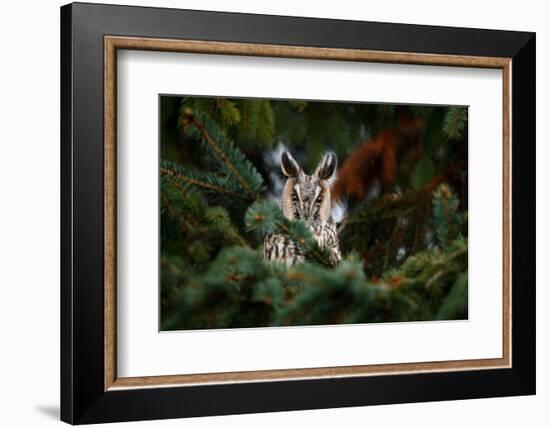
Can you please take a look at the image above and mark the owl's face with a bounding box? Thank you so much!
[280,151,337,227]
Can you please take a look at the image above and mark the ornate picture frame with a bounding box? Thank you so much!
[61,2,535,424]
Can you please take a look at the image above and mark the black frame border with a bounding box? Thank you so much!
[61,2,535,424]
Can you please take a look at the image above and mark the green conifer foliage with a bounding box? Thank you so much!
[245,200,336,267]
[160,96,469,331]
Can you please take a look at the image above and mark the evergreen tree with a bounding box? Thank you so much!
[160,96,468,330]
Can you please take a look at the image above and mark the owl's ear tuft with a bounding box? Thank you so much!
[281,151,301,177]
[315,152,337,180]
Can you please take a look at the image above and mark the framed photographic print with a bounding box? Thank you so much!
[60,2,536,424]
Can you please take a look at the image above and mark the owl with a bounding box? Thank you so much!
[264,151,342,266]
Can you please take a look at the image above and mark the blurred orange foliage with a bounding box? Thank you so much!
[332,115,425,201]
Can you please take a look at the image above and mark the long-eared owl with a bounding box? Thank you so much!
[264,151,341,266]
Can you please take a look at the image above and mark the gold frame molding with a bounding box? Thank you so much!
[104,35,512,391]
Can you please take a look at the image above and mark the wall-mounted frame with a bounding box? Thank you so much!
[61,2,535,424]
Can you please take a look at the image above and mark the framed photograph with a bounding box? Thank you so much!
[60,2,535,424]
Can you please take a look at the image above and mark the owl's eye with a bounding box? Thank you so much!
[291,192,299,203]
[316,195,323,204]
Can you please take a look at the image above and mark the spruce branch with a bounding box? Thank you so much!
[204,206,249,248]
[160,192,197,231]
[161,167,225,195]
[443,107,468,140]
[432,183,461,248]
[161,168,249,248]
[182,110,264,199]
[160,96,469,331]
[161,161,248,201]
[245,200,336,268]
[216,98,241,126]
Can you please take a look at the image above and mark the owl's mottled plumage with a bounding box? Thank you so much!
[264,151,341,266]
